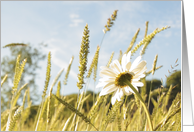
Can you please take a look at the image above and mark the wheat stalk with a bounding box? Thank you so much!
[3,43,28,48]
[125,28,140,54]
[1,74,8,87]
[77,24,90,90]
[64,56,74,85]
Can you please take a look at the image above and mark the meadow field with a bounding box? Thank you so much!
[1,10,181,131]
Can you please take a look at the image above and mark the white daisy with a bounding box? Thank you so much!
[96,51,147,105]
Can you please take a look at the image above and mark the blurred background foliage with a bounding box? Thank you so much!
[1,43,46,111]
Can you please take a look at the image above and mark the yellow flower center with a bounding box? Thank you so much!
[115,72,133,88]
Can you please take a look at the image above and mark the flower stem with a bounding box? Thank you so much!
[125,80,153,131]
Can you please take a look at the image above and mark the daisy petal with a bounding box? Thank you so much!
[117,88,124,100]
[111,60,123,73]
[123,87,131,95]
[127,72,135,77]
[99,86,117,96]
[113,89,122,102]
[130,56,142,71]
[100,69,116,78]
[126,62,131,71]
[132,81,144,87]
[133,85,139,92]
[111,91,117,105]
[135,66,147,76]
[99,77,115,82]
[121,54,127,71]
[131,61,146,73]
[131,78,141,82]
[133,72,146,80]
[100,66,118,74]
[102,82,115,89]
[127,85,139,94]
[132,67,146,80]
[96,82,108,88]
[128,87,135,94]
[124,86,130,93]
[99,82,117,96]
[126,51,131,63]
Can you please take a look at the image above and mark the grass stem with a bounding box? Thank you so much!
[125,80,153,131]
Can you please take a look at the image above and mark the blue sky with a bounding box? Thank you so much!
[1,1,181,100]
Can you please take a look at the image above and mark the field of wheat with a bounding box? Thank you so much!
[1,10,181,131]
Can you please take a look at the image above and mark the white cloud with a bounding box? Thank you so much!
[69,13,84,27]
[70,14,79,19]
[69,19,84,27]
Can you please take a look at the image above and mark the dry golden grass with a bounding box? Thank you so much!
[1,10,181,131]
